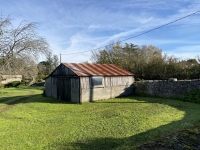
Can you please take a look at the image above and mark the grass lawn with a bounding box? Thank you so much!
[0,87,200,149]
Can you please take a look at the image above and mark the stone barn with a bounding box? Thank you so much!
[45,63,134,103]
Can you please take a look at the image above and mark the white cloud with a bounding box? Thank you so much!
[1,0,200,63]
[164,45,200,59]
[56,33,108,62]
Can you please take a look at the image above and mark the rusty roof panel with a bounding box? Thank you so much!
[66,63,88,76]
[63,63,134,76]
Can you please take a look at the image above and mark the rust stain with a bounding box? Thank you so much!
[63,63,134,76]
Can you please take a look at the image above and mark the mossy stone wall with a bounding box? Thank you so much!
[134,80,200,98]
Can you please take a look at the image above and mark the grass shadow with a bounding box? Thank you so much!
[49,96,200,149]
[0,94,76,105]
[1,87,200,149]
[0,86,77,104]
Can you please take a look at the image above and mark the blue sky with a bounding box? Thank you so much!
[1,0,200,63]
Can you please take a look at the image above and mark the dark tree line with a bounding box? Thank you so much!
[91,42,200,80]
[37,52,59,79]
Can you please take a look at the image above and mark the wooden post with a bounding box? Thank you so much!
[60,54,61,64]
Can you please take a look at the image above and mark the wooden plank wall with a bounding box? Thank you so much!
[105,76,134,87]
[110,76,134,87]
[45,77,52,97]
[47,77,80,101]
[80,77,90,89]
[80,76,134,89]
[52,64,77,76]
[71,78,80,89]
[51,77,58,99]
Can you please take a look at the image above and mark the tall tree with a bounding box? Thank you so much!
[38,52,59,76]
[91,42,200,80]
[0,15,50,80]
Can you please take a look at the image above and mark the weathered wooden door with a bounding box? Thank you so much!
[57,78,71,101]
[63,78,71,101]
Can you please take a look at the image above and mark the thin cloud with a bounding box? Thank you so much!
[1,0,200,63]
[161,45,200,60]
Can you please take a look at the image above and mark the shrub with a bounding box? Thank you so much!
[0,76,3,89]
[4,81,21,88]
[12,81,21,87]
[4,83,12,88]
[175,90,200,104]
[17,82,29,88]
[0,83,4,89]
[36,75,47,82]
[133,81,148,93]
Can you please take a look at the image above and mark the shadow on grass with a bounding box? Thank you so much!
[0,94,74,105]
[47,96,200,150]
[1,88,200,149]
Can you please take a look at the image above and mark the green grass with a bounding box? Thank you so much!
[0,87,200,149]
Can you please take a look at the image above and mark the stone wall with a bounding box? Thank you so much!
[1,75,22,84]
[134,79,200,98]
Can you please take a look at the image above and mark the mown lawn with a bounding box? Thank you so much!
[0,87,200,149]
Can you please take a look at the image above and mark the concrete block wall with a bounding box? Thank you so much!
[134,79,200,98]
[80,85,134,103]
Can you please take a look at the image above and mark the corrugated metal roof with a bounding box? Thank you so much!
[63,63,134,76]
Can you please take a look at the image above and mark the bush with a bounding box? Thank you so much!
[12,81,21,87]
[133,82,148,93]
[0,83,4,89]
[17,82,29,88]
[4,81,21,88]
[175,90,200,104]
[36,75,47,82]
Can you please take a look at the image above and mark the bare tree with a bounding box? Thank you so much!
[0,15,10,36]
[196,55,200,64]
[18,57,38,80]
[1,21,49,60]
[91,41,123,65]
[0,15,50,81]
